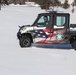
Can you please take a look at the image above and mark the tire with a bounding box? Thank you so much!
[71,41,76,50]
[19,36,31,47]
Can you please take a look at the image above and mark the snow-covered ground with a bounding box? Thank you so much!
[0,5,76,75]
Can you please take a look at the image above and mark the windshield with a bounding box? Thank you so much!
[33,15,50,27]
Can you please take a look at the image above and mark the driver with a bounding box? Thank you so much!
[43,16,49,25]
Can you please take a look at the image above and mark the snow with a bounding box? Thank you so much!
[0,5,76,75]
[59,0,74,4]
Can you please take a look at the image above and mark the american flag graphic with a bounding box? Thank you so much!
[31,29,65,43]
[33,29,48,38]
[31,29,58,43]
[30,28,66,43]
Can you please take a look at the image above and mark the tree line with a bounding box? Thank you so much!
[32,0,70,10]
[0,0,9,5]
[0,0,76,11]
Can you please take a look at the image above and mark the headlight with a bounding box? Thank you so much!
[20,28,26,31]
[20,28,28,34]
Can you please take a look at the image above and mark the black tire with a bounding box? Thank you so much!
[71,41,76,50]
[19,36,31,47]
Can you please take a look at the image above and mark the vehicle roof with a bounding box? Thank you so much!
[38,11,70,15]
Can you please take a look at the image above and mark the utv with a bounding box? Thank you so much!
[17,11,76,50]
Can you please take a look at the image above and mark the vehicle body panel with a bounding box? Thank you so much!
[17,11,76,47]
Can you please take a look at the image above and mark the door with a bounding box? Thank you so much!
[50,14,69,44]
[33,15,53,43]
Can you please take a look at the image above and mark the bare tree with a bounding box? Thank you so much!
[32,0,61,11]
[62,0,69,9]
[0,0,1,10]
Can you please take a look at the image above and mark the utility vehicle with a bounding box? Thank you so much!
[17,11,76,50]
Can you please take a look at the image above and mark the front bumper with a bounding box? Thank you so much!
[17,32,21,39]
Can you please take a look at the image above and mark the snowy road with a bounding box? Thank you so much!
[0,5,76,75]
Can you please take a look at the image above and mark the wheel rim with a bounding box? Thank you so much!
[23,39,30,47]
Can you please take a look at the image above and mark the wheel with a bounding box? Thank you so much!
[19,36,31,47]
[71,41,76,50]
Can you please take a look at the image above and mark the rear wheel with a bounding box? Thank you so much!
[19,36,31,47]
[71,41,76,50]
